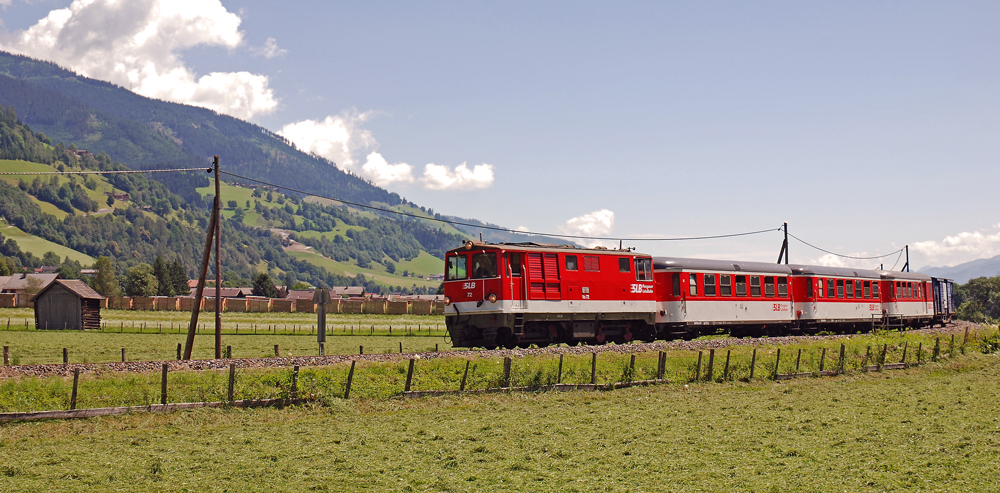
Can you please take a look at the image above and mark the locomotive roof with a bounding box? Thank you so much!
[653,257,793,274]
[788,264,881,279]
[447,241,650,256]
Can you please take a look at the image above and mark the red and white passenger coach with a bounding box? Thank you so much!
[444,242,656,349]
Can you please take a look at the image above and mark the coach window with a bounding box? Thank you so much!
[864,281,871,298]
[890,282,896,299]
[778,277,788,297]
[721,275,732,296]
[827,278,836,298]
[764,276,775,297]
[837,279,844,298]
[807,279,814,298]
[845,280,853,299]
[689,274,698,296]
[565,255,578,271]
[472,252,497,279]
[908,282,913,298]
[872,282,879,298]
[508,253,522,277]
[672,273,681,296]
[817,279,824,298]
[735,275,747,297]
[705,274,717,297]
[619,257,630,273]
[750,276,761,297]
[854,281,863,299]
[446,255,468,280]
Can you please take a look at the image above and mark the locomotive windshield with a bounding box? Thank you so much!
[446,255,467,280]
[471,252,497,279]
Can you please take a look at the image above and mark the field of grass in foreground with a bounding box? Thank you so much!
[1,352,999,491]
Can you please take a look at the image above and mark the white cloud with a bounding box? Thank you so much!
[559,209,615,247]
[0,0,278,120]
[278,111,376,170]
[361,152,414,186]
[911,223,1000,268]
[515,226,530,232]
[253,37,287,58]
[420,163,494,190]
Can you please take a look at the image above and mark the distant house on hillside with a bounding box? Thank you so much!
[331,286,365,298]
[104,191,129,201]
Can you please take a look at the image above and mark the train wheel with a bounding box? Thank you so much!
[484,345,497,350]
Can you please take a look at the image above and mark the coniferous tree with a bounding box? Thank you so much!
[169,258,188,296]
[152,256,174,296]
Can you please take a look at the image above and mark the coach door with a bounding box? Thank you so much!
[507,252,525,310]
[527,252,561,301]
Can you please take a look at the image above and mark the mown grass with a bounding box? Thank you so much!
[1,351,999,491]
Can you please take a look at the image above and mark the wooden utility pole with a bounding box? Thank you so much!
[183,156,221,360]
[214,156,222,359]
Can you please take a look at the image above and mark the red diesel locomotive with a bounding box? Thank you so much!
[443,242,956,348]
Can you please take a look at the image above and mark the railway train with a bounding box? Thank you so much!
[443,241,956,349]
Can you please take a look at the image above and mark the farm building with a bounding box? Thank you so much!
[31,279,105,330]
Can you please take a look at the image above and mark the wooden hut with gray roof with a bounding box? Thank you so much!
[31,279,106,330]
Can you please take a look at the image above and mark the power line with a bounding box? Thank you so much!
[888,249,905,271]
[0,167,213,175]
[220,169,781,242]
[788,232,903,260]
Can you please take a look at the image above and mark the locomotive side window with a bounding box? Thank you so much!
[689,273,698,296]
[446,255,468,280]
[837,279,844,298]
[845,280,853,299]
[565,255,578,271]
[764,276,775,297]
[635,258,652,281]
[827,278,836,298]
[583,256,600,272]
[619,258,630,273]
[872,282,879,298]
[864,281,871,298]
[704,274,717,297]
[720,275,732,296]
[735,275,747,296]
[471,252,497,279]
[672,273,681,296]
[508,253,522,277]
[750,276,761,297]
[778,277,788,297]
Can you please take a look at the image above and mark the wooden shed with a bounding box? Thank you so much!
[31,280,105,330]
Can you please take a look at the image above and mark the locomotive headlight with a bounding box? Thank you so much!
[444,296,451,306]
[488,293,497,303]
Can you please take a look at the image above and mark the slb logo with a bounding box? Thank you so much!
[462,282,476,290]
[630,284,653,294]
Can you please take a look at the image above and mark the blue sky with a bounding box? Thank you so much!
[1,1,998,269]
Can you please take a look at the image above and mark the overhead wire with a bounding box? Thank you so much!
[219,169,782,242]
[0,167,213,175]
[788,232,903,260]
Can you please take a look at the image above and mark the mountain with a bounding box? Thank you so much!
[920,255,1000,284]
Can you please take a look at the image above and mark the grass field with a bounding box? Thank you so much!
[0,224,95,265]
[0,346,998,490]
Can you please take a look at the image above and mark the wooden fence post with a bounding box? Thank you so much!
[695,351,702,382]
[949,335,955,357]
[399,342,403,354]
[121,348,126,363]
[723,350,731,381]
[658,351,666,380]
[360,345,364,355]
[228,363,235,402]
[964,327,969,345]
[460,360,470,392]
[292,365,299,399]
[274,345,280,357]
[839,343,846,374]
[917,342,923,363]
[503,357,512,388]
[176,343,181,360]
[3,346,9,366]
[405,359,415,392]
[880,344,887,367]
[63,347,68,364]
[707,349,715,382]
[774,348,781,380]
[863,345,871,370]
[629,354,636,382]
[933,338,940,361]
[590,353,597,385]
[796,348,802,372]
[749,348,757,380]
[819,348,826,372]
[901,342,908,364]
[70,368,80,410]
[226,345,232,359]
[319,342,324,356]
[344,361,356,399]
[160,363,168,405]
[557,354,564,384]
